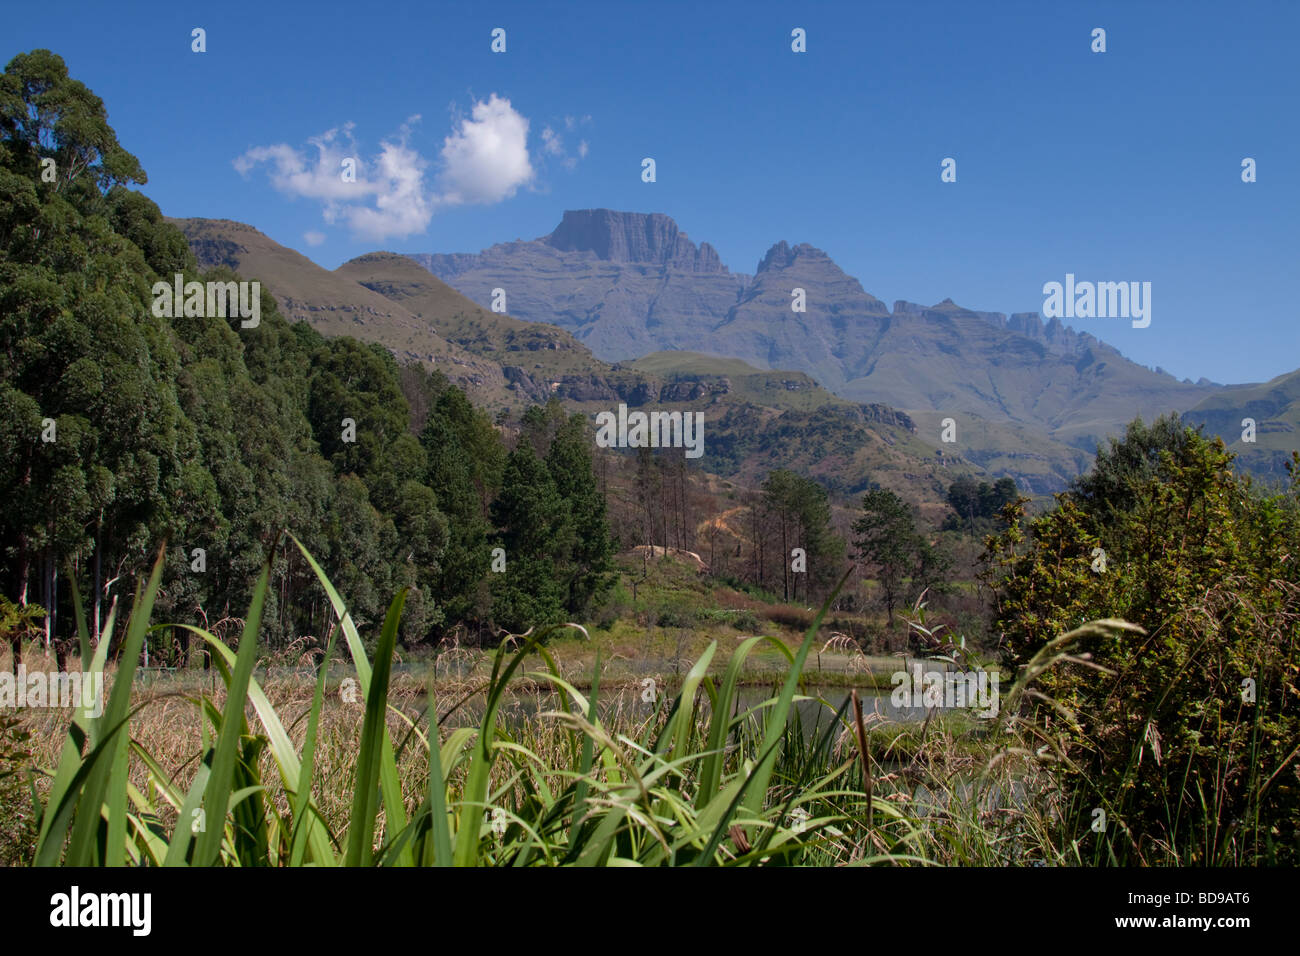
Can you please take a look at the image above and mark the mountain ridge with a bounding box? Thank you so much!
[171,214,1289,495]
[407,209,1227,478]
[170,217,978,506]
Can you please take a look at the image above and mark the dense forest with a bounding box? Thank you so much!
[0,50,983,668]
[0,51,620,665]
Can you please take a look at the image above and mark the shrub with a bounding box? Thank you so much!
[695,607,763,632]
[766,604,815,631]
[0,713,36,865]
[984,426,1300,864]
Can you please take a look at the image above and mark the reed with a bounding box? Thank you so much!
[11,537,1249,866]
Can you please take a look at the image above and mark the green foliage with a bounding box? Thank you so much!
[852,488,951,626]
[0,52,619,653]
[942,475,1018,536]
[0,59,206,645]
[0,712,36,865]
[1,593,44,665]
[420,397,493,628]
[0,49,146,194]
[984,422,1300,864]
[760,469,844,601]
[486,406,615,636]
[544,411,615,617]
[1068,413,1192,529]
[489,445,570,632]
[308,338,409,480]
[694,606,763,632]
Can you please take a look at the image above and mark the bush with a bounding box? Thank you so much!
[0,714,36,865]
[695,607,763,632]
[766,604,815,631]
[653,603,697,629]
[984,425,1300,864]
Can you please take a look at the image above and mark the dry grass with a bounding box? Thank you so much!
[7,642,704,855]
[7,618,1204,867]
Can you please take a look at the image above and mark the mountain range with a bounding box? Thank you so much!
[410,209,1297,489]
[170,211,1297,498]
[169,217,966,516]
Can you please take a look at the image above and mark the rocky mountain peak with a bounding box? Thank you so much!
[543,209,725,272]
[755,240,831,273]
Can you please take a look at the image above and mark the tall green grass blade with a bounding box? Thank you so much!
[162,761,212,867]
[345,587,405,867]
[290,624,341,866]
[452,623,578,867]
[421,696,454,867]
[290,533,411,863]
[570,653,600,845]
[669,642,716,773]
[192,554,270,866]
[104,720,130,866]
[33,708,143,866]
[65,562,92,669]
[740,566,853,822]
[64,544,167,865]
[33,589,118,856]
[175,623,337,865]
[698,635,781,806]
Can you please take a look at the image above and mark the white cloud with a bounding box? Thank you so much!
[345,126,432,239]
[437,94,534,206]
[234,123,364,204]
[235,117,433,241]
[235,96,581,240]
[541,126,564,156]
[536,119,591,172]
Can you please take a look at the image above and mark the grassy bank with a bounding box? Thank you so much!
[1,537,1274,867]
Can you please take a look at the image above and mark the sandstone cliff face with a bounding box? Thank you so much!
[657,380,723,402]
[543,209,728,272]
[410,210,749,361]
[858,404,916,432]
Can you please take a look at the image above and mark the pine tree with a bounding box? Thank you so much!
[852,489,947,627]
[545,413,615,616]
[421,398,494,628]
[761,470,843,602]
[489,445,569,634]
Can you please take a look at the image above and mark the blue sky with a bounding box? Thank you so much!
[6,0,1297,384]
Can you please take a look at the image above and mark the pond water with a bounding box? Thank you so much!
[136,660,996,734]
[423,681,992,734]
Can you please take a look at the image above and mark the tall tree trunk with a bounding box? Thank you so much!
[51,560,62,669]
[679,459,689,553]
[780,513,789,601]
[43,544,52,651]
[16,538,30,606]
[13,539,30,674]
[660,459,670,550]
[92,524,102,645]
